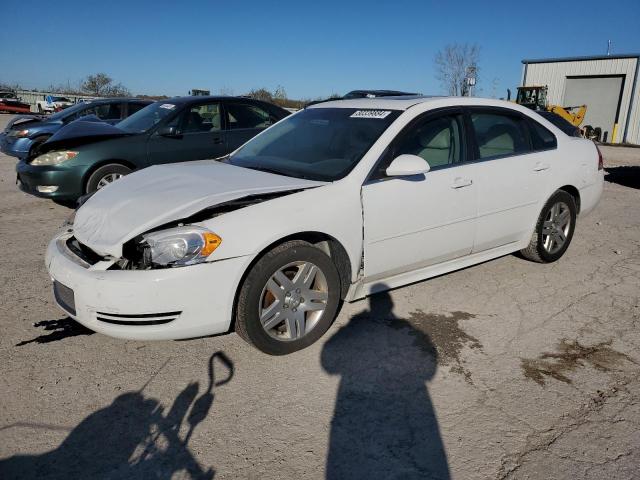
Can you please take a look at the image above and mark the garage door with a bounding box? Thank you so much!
[563,76,624,142]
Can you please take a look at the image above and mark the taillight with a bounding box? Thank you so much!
[595,144,603,171]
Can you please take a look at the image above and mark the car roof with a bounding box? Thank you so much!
[307,96,538,113]
[88,97,153,104]
[160,95,267,105]
[345,89,419,96]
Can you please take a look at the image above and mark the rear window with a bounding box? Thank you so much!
[528,119,557,151]
[471,112,530,159]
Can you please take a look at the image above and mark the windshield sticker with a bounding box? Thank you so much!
[350,110,392,119]
[159,104,176,110]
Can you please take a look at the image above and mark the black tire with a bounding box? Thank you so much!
[28,135,50,158]
[85,163,131,194]
[235,240,341,355]
[520,190,577,263]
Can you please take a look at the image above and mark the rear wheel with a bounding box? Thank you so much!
[520,190,577,263]
[235,240,341,355]
[85,163,131,194]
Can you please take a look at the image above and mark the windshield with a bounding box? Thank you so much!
[226,108,401,181]
[117,102,178,133]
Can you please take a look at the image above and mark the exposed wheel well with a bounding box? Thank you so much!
[558,185,581,213]
[28,134,52,155]
[82,160,137,193]
[229,232,353,332]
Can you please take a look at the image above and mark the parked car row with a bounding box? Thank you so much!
[6,96,289,201]
[1,98,152,159]
[36,95,603,355]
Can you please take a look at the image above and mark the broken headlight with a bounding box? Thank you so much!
[141,226,222,267]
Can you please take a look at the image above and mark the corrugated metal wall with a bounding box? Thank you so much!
[523,57,639,144]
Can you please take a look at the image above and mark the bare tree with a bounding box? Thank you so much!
[434,43,480,96]
[105,82,130,97]
[247,88,273,102]
[81,73,112,95]
[272,85,288,106]
[81,73,130,97]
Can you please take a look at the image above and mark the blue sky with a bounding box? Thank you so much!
[1,0,639,99]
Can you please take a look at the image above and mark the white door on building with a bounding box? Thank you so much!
[563,76,624,142]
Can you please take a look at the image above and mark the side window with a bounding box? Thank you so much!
[183,103,222,133]
[72,106,97,120]
[528,119,557,151]
[226,103,274,130]
[127,102,147,116]
[94,103,122,120]
[393,114,463,169]
[471,112,530,159]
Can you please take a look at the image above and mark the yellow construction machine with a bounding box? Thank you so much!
[510,85,587,127]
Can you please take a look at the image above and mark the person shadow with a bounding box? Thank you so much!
[0,352,233,480]
[321,285,450,480]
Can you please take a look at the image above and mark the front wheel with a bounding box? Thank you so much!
[235,240,341,355]
[85,163,131,194]
[520,190,577,263]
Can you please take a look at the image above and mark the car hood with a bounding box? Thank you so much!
[42,120,128,152]
[73,161,325,257]
[4,115,49,133]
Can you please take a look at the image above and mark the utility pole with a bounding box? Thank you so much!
[607,40,612,56]
[465,65,477,97]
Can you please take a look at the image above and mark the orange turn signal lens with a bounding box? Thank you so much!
[201,232,222,256]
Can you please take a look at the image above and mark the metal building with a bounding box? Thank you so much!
[521,54,640,144]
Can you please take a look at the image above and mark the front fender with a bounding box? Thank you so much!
[200,182,364,282]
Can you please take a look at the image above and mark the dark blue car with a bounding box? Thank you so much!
[1,98,152,159]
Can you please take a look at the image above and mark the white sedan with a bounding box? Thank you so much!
[46,96,603,354]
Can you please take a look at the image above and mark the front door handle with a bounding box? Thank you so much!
[451,177,473,189]
[212,136,223,144]
[533,162,550,172]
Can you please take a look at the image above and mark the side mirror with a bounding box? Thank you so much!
[385,154,430,177]
[157,125,181,137]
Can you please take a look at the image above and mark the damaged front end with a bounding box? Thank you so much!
[86,190,305,271]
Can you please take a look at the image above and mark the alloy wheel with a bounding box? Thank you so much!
[258,261,329,341]
[96,173,124,190]
[542,201,571,254]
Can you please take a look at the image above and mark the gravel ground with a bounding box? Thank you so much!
[1,113,639,479]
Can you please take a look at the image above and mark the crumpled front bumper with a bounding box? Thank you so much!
[45,231,253,340]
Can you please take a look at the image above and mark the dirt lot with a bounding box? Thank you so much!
[0,113,639,479]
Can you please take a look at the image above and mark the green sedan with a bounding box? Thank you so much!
[16,96,290,202]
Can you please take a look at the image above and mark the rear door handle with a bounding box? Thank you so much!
[212,136,223,144]
[451,177,473,189]
[533,162,550,172]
